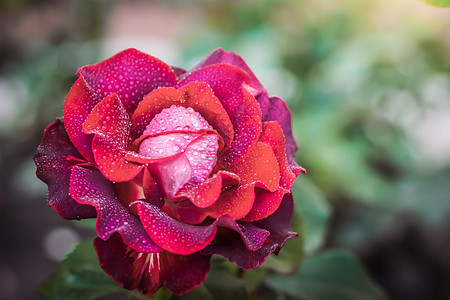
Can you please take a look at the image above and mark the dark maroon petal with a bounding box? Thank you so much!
[78,48,177,114]
[178,64,262,165]
[217,216,270,251]
[34,118,96,220]
[83,93,143,182]
[171,66,186,79]
[94,234,211,296]
[201,227,277,270]
[265,96,305,175]
[70,166,161,253]
[136,202,218,255]
[253,193,298,255]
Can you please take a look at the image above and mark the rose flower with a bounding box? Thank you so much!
[34,48,305,296]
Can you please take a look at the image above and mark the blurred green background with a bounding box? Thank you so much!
[1,0,449,299]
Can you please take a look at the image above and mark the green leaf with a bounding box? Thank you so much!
[39,240,124,300]
[421,0,450,7]
[263,209,305,275]
[292,177,330,253]
[267,250,386,300]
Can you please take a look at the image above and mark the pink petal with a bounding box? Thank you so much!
[34,118,96,220]
[70,166,161,253]
[178,64,262,165]
[83,93,143,182]
[94,233,212,296]
[148,154,192,200]
[138,132,201,160]
[77,48,177,114]
[136,202,218,255]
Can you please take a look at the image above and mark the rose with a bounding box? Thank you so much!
[34,48,305,296]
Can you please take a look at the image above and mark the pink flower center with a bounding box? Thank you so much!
[138,105,219,200]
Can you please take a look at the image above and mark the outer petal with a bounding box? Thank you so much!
[70,166,161,253]
[253,193,298,255]
[83,93,143,182]
[136,202,217,255]
[195,48,270,118]
[178,64,262,165]
[63,77,99,162]
[217,216,270,251]
[77,48,177,114]
[94,233,211,296]
[265,96,305,175]
[242,188,286,222]
[34,118,96,220]
[201,227,277,270]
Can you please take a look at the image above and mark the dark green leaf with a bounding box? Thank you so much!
[39,240,123,300]
[267,250,387,300]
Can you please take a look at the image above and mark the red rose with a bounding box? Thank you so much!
[34,48,305,296]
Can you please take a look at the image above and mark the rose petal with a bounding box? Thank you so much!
[178,64,262,165]
[217,216,270,251]
[253,193,298,255]
[259,121,298,189]
[170,184,255,224]
[201,227,277,270]
[142,168,164,208]
[226,141,280,192]
[34,118,96,220]
[183,133,219,185]
[94,234,211,296]
[132,83,234,148]
[70,166,161,253]
[136,202,218,255]
[63,77,99,163]
[143,105,212,135]
[265,96,305,175]
[83,93,143,182]
[78,48,177,114]
[195,48,270,118]
[242,188,286,222]
[138,132,202,160]
[176,171,239,209]
[148,154,192,201]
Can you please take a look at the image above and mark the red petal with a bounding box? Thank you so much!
[195,48,270,118]
[136,202,218,255]
[94,234,211,296]
[226,141,280,192]
[176,171,239,208]
[70,166,161,253]
[170,184,255,224]
[63,77,99,162]
[178,64,262,165]
[242,188,286,222]
[132,82,234,148]
[78,48,177,114]
[34,118,96,220]
[83,93,143,182]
